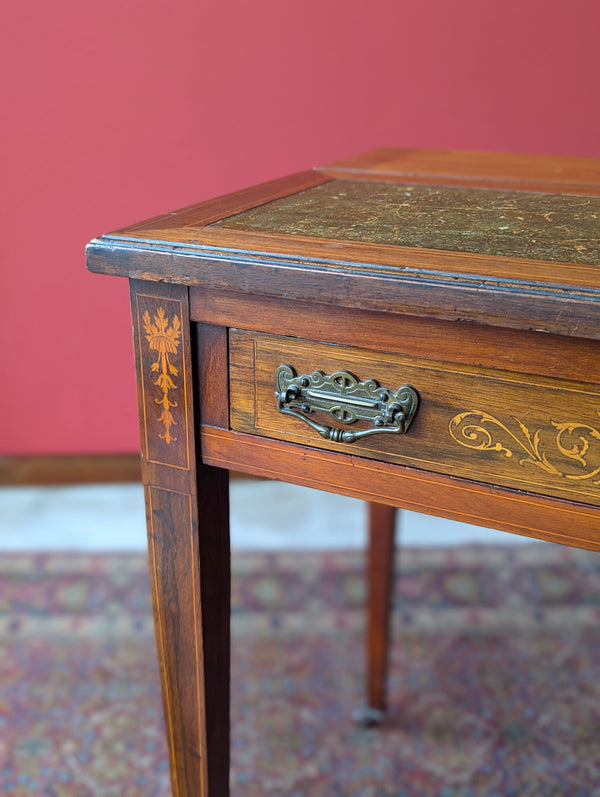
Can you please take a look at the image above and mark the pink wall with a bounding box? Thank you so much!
[3,0,599,455]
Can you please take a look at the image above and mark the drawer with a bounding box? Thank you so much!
[229,330,600,507]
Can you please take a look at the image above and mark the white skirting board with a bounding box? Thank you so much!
[0,480,539,551]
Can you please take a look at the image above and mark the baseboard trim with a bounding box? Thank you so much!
[0,455,143,486]
[0,455,260,486]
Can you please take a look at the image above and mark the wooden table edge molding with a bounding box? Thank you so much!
[87,148,600,796]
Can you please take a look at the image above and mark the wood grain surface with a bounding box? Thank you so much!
[200,426,600,552]
[118,170,331,234]
[229,330,600,507]
[88,231,600,340]
[366,504,397,714]
[190,288,600,385]
[130,281,230,797]
[318,148,600,193]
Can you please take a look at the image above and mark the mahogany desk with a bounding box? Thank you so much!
[87,149,600,796]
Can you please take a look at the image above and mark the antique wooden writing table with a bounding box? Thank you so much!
[87,149,600,795]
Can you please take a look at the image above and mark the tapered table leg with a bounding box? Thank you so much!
[131,279,230,796]
[356,503,397,725]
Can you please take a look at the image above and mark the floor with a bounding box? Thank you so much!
[0,480,535,550]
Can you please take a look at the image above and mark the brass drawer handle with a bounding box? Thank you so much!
[275,365,419,443]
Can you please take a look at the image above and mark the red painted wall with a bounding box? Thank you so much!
[3,0,599,455]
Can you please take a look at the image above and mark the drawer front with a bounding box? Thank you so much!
[229,330,600,507]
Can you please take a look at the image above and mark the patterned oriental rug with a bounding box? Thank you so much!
[1,544,599,796]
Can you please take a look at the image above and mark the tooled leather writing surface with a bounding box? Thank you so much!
[212,180,600,266]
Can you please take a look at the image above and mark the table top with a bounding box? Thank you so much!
[87,148,600,339]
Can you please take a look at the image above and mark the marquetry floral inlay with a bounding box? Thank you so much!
[143,307,182,444]
[449,411,600,484]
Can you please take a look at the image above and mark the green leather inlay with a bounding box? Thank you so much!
[213,180,600,265]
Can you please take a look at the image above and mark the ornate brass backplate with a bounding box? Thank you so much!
[275,365,419,443]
